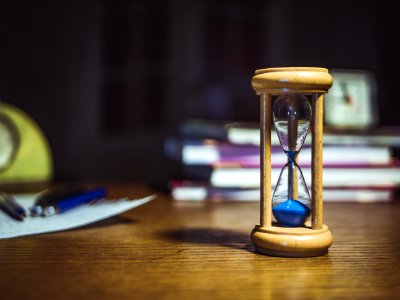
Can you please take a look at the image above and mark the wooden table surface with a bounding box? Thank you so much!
[0,183,399,299]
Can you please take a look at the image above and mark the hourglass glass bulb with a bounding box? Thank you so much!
[273,94,311,156]
[272,94,312,227]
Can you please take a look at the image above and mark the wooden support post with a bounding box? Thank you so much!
[311,93,324,230]
[260,93,272,228]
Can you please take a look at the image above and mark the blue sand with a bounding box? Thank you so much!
[272,199,311,227]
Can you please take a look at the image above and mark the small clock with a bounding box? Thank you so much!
[324,69,378,130]
[0,112,20,172]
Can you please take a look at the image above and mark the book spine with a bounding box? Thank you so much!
[170,182,394,203]
[168,139,392,167]
[210,166,400,188]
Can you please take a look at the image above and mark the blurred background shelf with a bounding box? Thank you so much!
[1,0,400,189]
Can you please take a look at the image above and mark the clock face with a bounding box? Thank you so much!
[324,70,377,129]
[0,113,20,172]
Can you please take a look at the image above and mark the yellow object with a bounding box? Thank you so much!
[0,101,53,183]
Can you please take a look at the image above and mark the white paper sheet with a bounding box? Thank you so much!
[0,194,155,239]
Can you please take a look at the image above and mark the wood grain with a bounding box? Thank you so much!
[312,93,324,230]
[260,93,272,227]
[0,183,399,299]
[252,67,333,94]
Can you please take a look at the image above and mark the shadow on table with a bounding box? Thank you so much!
[67,215,139,231]
[160,227,254,253]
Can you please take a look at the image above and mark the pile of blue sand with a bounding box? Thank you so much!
[272,199,311,227]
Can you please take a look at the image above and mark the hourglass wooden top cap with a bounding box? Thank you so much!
[252,67,333,94]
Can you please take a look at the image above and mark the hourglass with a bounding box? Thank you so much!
[250,67,333,257]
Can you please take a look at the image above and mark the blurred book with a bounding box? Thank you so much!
[227,123,400,147]
[177,118,400,147]
[164,137,392,167]
[178,119,230,140]
[210,164,400,188]
[169,180,395,203]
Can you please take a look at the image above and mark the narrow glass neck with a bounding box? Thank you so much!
[285,150,298,164]
[286,150,298,201]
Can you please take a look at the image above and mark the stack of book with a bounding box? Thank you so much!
[165,119,400,203]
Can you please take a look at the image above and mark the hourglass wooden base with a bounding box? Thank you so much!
[251,224,333,258]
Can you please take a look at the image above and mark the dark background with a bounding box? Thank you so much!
[0,0,399,184]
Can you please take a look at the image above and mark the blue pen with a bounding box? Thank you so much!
[30,184,86,216]
[42,187,107,217]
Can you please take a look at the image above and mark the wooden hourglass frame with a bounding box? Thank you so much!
[250,67,333,257]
